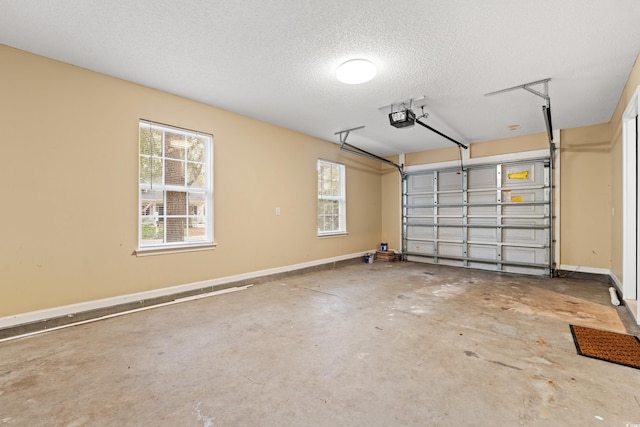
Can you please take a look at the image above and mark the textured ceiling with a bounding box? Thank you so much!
[2,0,640,156]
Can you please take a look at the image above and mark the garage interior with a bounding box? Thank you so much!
[2,1,640,425]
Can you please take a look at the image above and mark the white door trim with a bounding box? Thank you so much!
[622,86,639,308]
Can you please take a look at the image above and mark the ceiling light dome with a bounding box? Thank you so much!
[336,59,376,84]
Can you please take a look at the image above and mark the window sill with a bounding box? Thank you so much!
[133,243,217,257]
[317,232,348,238]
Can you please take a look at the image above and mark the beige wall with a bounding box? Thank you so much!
[559,124,611,268]
[381,159,401,251]
[559,53,640,276]
[0,45,382,317]
[406,146,459,166]
[470,132,548,158]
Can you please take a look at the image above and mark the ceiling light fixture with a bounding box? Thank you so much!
[336,59,376,84]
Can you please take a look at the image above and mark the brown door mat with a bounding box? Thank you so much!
[570,324,640,370]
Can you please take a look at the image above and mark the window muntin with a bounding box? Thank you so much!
[317,160,346,235]
[139,121,212,249]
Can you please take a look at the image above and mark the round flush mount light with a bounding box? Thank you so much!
[336,59,376,84]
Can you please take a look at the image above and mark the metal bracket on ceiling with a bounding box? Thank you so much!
[378,95,427,114]
[485,78,551,106]
[485,78,555,145]
[334,126,405,177]
[335,126,365,146]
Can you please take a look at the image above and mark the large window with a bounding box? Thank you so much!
[139,120,213,250]
[317,159,346,235]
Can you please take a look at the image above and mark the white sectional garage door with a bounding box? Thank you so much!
[403,159,552,276]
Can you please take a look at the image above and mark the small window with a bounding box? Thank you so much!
[317,159,346,235]
[139,120,213,250]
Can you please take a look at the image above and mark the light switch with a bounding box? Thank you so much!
[276,207,281,215]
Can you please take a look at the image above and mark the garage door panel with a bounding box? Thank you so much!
[468,217,498,225]
[468,244,497,261]
[438,242,463,257]
[503,246,548,265]
[469,193,496,216]
[468,227,497,242]
[503,228,547,245]
[408,173,434,192]
[439,193,463,204]
[407,194,433,203]
[438,193,463,216]
[503,203,547,216]
[407,194,434,216]
[503,218,548,227]
[439,258,464,267]
[503,218,548,245]
[438,217,463,225]
[467,262,498,271]
[407,255,435,264]
[503,265,547,275]
[407,224,434,239]
[469,191,496,206]
[468,167,496,188]
[502,162,546,187]
[438,226,463,240]
[503,187,546,201]
[404,159,551,276]
[438,171,463,191]
[407,240,433,255]
[440,208,463,216]
[437,219,463,240]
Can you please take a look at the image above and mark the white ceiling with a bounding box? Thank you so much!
[2,0,640,156]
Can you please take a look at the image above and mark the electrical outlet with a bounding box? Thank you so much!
[275,207,281,215]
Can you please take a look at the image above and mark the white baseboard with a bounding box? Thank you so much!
[0,251,370,330]
[558,264,611,276]
[609,271,623,292]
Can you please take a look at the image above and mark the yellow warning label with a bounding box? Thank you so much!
[511,195,523,202]
[508,171,529,179]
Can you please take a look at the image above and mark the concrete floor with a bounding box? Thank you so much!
[1,261,640,426]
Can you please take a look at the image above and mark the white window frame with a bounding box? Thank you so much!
[317,159,346,236]
[136,120,215,256]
